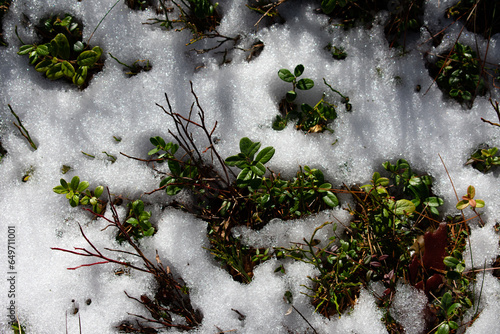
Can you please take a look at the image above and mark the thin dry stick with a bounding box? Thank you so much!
[8,104,37,150]
[254,0,288,27]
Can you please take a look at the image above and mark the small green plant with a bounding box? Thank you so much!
[17,14,104,87]
[224,136,275,189]
[278,64,315,103]
[274,65,349,133]
[435,42,486,107]
[117,199,155,241]
[466,147,500,173]
[382,159,444,217]
[456,185,485,226]
[52,176,105,214]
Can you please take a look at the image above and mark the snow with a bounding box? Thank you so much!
[1,0,500,333]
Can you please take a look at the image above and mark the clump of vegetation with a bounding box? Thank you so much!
[273,64,350,133]
[16,14,104,88]
[325,43,347,60]
[276,158,481,333]
[320,0,424,49]
[446,0,500,38]
[125,0,154,11]
[118,199,155,241]
[467,146,500,173]
[148,0,223,42]
[431,42,486,107]
[0,0,11,46]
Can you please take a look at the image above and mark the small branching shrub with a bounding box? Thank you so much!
[17,14,104,87]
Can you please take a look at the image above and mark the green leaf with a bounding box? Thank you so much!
[69,194,79,207]
[54,33,70,59]
[318,183,332,192]
[394,199,415,215]
[296,78,314,90]
[255,146,275,164]
[448,321,458,330]
[294,64,304,77]
[35,59,53,73]
[73,66,88,86]
[467,185,475,198]
[70,176,80,191]
[18,45,35,55]
[278,69,295,82]
[456,199,469,210]
[77,50,99,67]
[143,227,155,236]
[237,168,252,183]
[92,46,103,60]
[437,323,449,334]
[77,181,89,192]
[475,199,485,208]
[36,44,50,56]
[323,191,339,207]
[61,61,75,78]
[447,303,462,316]
[443,256,459,268]
[60,178,69,189]
[46,63,64,80]
[239,137,254,156]
[424,197,444,207]
[127,217,139,226]
[250,162,266,176]
[168,160,181,176]
[225,155,244,167]
[80,196,89,205]
[132,200,145,215]
[441,292,452,309]
[94,185,104,198]
[53,185,68,194]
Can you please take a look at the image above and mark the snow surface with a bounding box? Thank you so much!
[0,0,500,333]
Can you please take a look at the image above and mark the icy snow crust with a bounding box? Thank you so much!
[1,0,500,333]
